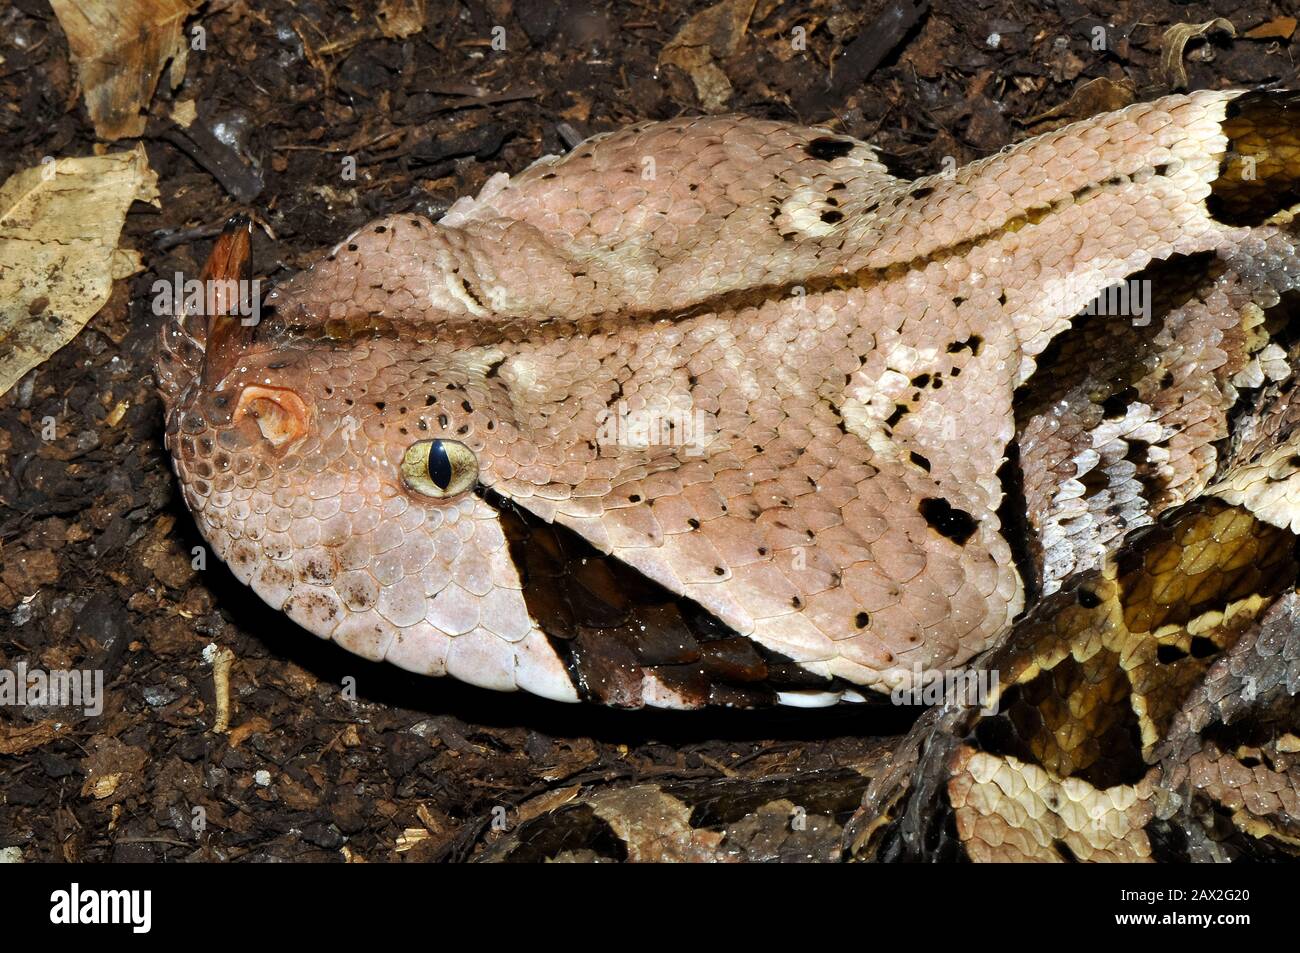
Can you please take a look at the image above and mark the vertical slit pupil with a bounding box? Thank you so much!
[427,440,452,490]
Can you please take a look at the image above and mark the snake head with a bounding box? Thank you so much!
[156,217,580,702]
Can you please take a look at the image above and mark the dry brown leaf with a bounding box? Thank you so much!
[514,784,582,825]
[589,787,734,862]
[1161,18,1236,91]
[0,720,66,755]
[50,0,197,140]
[659,0,758,112]
[227,716,274,748]
[1245,16,1297,41]
[1023,77,1137,130]
[377,0,425,39]
[0,146,158,399]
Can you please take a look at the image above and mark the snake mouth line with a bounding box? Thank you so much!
[474,486,872,710]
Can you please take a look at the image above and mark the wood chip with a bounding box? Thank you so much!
[1245,16,1296,41]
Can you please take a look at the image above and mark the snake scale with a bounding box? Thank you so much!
[157,89,1300,861]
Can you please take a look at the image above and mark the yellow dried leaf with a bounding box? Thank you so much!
[0,146,158,398]
[85,772,123,799]
[1161,18,1236,91]
[395,828,430,852]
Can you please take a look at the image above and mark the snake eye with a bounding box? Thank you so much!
[401,439,478,499]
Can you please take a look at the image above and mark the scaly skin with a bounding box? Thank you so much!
[158,89,1300,710]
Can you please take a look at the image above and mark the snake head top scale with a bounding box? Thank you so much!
[158,90,1300,711]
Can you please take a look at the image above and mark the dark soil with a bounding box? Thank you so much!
[1,0,1295,862]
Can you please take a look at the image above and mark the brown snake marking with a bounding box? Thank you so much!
[159,89,1300,860]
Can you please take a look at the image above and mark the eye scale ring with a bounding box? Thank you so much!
[401,439,478,499]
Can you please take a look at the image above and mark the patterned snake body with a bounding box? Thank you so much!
[158,90,1300,858]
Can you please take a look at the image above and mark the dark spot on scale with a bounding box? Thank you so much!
[806,137,855,161]
[375,225,387,233]
[1101,386,1138,419]
[629,494,642,503]
[1053,841,1080,863]
[438,413,449,428]
[911,373,931,387]
[855,611,870,628]
[909,451,931,472]
[457,425,469,435]
[757,546,768,556]
[714,566,726,576]
[375,401,385,411]
[688,518,700,529]
[820,209,844,225]
[461,400,473,413]
[919,497,978,545]
[347,243,358,251]
[1157,643,1188,664]
[886,404,909,428]
[911,186,934,199]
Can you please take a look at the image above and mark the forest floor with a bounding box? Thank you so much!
[0,0,1295,861]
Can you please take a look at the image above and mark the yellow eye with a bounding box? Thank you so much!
[401,439,479,499]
